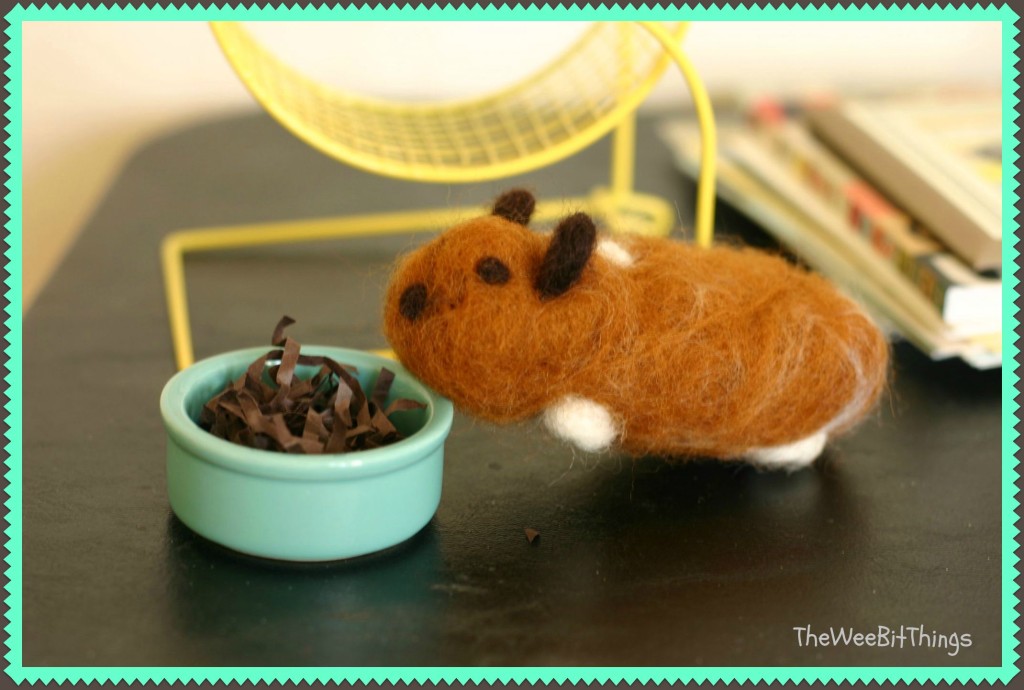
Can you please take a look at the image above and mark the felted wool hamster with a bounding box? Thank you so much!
[383,189,889,469]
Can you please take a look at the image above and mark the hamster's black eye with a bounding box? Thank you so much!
[399,283,428,321]
[476,257,510,285]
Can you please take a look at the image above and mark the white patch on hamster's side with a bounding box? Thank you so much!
[823,303,880,435]
[744,431,827,472]
[824,371,871,434]
[596,238,635,267]
[542,396,620,453]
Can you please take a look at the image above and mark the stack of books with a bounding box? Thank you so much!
[660,91,1003,369]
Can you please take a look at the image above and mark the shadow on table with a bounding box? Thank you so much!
[162,512,448,665]
[418,426,873,665]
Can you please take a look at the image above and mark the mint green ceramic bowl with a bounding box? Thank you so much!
[160,346,454,562]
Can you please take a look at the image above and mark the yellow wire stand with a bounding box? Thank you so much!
[162,21,718,371]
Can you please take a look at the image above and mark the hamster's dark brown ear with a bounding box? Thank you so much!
[535,212,596,300]
[492,189,535,226]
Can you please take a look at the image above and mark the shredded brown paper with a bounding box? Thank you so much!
[199,316,426,454]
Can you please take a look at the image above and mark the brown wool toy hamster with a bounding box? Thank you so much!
[383,189,889,469]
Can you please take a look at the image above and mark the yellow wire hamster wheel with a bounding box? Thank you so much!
[162,21,718,370]
[214,21,682,182]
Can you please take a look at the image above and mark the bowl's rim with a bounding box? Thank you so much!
[160,345,454,481]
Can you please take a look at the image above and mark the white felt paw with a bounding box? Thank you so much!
[744,431,828,471]
[596,238,635,267]
[542,396,620,453]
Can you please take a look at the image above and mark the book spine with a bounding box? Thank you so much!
[806,106,1000,271]
[748,109,973,322]
[844,186,952,317]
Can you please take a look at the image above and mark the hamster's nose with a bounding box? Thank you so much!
[399,283,428,321]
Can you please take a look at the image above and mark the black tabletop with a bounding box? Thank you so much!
[21,112,1003,669]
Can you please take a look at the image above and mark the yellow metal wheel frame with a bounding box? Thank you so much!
[162,21,718,370]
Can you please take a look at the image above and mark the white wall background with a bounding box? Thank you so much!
[22,21,1002,308]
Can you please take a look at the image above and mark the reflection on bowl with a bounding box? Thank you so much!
[160,346,454,562]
